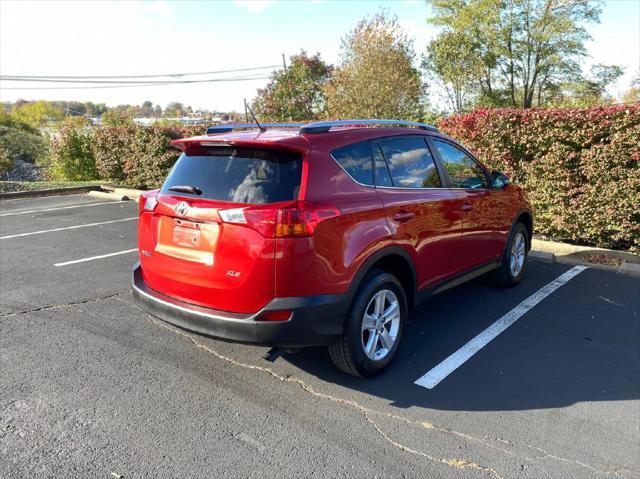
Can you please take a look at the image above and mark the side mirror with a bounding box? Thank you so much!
[492,170,509,189]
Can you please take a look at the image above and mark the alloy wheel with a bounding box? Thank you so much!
[361,289,401,361]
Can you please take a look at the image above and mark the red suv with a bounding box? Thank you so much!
[132,120,532,377]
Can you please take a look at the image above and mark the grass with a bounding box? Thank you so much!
[0,180,104,193]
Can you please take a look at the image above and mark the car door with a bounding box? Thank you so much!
[373,136,466,290]
[429,137,511,271]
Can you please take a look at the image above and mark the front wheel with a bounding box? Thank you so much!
[495,222,529,287]
[328,271,407,377]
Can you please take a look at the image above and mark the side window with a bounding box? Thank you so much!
[373,144,393,187]
[379,138,442,188]
[432,139,489,189]
[331,141,373,186]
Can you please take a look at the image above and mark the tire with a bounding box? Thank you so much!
[328,270,407,377]
[495,222,529,287]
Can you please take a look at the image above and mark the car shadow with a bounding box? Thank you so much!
[282,263,640,411]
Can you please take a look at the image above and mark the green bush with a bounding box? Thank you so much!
[0,147,11,177]
[439,105,640,252]
[0,125,48,165]
[50,126,99,181]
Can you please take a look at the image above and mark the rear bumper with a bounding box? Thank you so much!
[131,262,348,347]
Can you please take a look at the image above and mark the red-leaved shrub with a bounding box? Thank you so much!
[439,105,640,252]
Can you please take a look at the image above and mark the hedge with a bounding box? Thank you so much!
[49,106,639,251]
[438,105,640,252]
[51,124,203,187]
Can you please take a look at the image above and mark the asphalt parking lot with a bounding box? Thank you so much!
[1,194,639,479]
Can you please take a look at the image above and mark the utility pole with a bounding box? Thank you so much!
[244,98,249,122]
[282,53,287,72]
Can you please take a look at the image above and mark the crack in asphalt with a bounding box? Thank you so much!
[363,412,504,479]
[145,314,502,478]
[145,314,640,479]
[481,436,640,479]
[0,291,132,319]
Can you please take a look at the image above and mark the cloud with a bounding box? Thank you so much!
[234,0,276,12]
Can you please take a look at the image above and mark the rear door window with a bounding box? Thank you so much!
[331,141,374,185]
[373,145,393,187]
[379,138,442,188]
[432,139,489,189]
[161,147,302,204]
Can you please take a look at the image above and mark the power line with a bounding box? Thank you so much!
[0,64,281,80]
[0,76,272,90]
[0,72,273,84]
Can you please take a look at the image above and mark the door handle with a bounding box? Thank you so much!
[461,203,474,212]
[392,211,415,223]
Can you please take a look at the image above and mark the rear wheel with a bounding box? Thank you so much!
[328,271,407,377]
[495,222,529,287]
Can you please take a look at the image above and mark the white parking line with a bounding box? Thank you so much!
[414,265,588,389]
[0,201,126,217]
[0,193,88,203]
[0,217,137,240]
[54,248,138,267]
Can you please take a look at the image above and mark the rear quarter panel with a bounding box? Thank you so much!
[274,149,393,298]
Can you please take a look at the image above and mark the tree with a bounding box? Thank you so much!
[251,51,331,121]
[621,74,640,104]
[325,12,427,119]
[139,101,155,117]
[11,101,64,128]
[557,63,624,106]
[423,31,483,112]
[164,102,186,118]
[100,110,133,127]
[426,0,601,108]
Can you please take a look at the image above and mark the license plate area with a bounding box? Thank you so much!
[155,217,218,265]
[173,221,201,248]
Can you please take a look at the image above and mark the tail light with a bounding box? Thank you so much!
[139,190,159,214]
[218,201,340,238]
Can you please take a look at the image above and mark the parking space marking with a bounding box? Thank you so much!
[0,217,137,240]
[54,248,138,267]
[414,265,588,389]
[0,201,126,217]
[0,193,88,203]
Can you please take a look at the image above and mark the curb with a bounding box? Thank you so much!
[88,187,144,203]
[0,185,102,200]
[87,190,130,201]
[531,238,639,277]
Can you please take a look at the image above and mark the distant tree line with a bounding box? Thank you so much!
[0,100,242,130]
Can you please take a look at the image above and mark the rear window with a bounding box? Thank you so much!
[331,141,374,185]
[161,147,302,204]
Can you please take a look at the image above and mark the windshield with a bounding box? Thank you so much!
[161,146,302,204]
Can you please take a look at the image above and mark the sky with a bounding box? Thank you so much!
[1,0,639,112]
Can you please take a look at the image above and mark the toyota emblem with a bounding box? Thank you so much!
[175,201,190,216]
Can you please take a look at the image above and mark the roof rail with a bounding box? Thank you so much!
[299,119,439,134]
[206,123,301,135]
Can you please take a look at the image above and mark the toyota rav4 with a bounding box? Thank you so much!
[132,120,532,377]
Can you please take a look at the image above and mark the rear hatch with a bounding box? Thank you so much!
[138,145,303,314]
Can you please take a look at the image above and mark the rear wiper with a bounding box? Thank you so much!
[168,185,202,195]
